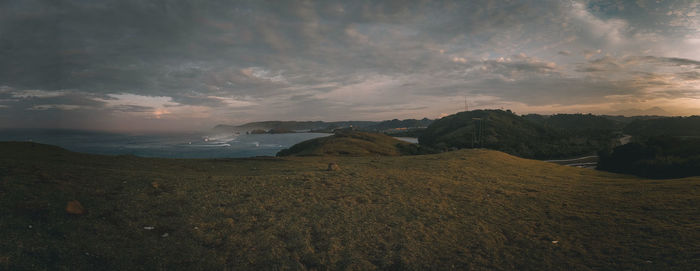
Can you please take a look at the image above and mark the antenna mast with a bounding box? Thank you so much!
[464,96,468,112]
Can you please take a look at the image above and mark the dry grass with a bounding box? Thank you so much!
[1,142,699,270]
[277,131,416,157]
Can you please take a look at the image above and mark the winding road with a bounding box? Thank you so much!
[544,134,632,168]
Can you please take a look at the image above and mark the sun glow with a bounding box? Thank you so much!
[153,108,170,119]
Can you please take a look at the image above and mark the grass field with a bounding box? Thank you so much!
[1,142,699,270]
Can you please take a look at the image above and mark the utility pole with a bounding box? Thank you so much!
[472,118,482,148]
[464,96,468,112]
[480,118,485,148]
[479,118,483,148]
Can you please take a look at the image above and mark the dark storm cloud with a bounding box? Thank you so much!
[0,0,564,94]
[633,56,700,68]
[576,56,700,78]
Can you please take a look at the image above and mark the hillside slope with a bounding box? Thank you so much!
[276,131,427,156]
[523,113,622,131]
[419,110,559,158]
[624,115,700,138]
[1,142,699,270]
[598,136,700,178]
[420,110,617,159]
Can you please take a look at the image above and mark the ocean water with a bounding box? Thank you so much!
[393,137,419,144]
[0,129,333,158]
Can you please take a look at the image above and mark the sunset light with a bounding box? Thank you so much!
[1,1,699,270]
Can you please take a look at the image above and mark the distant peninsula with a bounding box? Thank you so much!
[213,118,433,136]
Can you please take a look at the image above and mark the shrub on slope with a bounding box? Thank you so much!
[598,136,700,178]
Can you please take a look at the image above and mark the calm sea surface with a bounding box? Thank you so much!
[0,129,331,158]
[0,129,418,158]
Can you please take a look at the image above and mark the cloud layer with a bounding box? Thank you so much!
[1,0,699,131]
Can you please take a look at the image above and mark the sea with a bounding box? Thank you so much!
[0,129,418,158]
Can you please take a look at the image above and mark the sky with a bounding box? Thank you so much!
[0,0,699,132]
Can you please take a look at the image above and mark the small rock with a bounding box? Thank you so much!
[66,200,85,215]
[144,226,155,230]
[327,163,340,171]
[161,233,169,238]
[28,225,32,229]
[551,240,559,244]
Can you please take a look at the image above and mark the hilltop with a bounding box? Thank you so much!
[421,111,700,177]
[1,142,699,270]
[276,131,432,157]
[419,110,617,159]
[623,115,700,138]
[523,113,622,131]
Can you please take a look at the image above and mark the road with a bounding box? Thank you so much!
[543,134,633,168]
[545,155,599,168]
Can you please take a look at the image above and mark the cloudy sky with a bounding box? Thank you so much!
[1,0,699,132]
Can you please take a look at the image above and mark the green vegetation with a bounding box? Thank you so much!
[592,116,700,178]
[524,113,622,131]
[360,118,432,132]
[598,136,700,179]
[600,115,664,124]
[382,128,426,138]
[276,131,434,157]
[419,110,617,159]
[1,142,699,270]
[624,116,700,138]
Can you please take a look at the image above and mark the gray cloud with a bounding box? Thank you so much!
[1,0,699,131]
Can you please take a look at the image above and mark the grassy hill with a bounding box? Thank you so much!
[276,131,430,157]
[419,110,618,159]
[1,142,699,270]
[419,110,547,149]
[598,136,700,178]
[360,118,433,132]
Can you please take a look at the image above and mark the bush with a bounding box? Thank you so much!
[598,136,700,178]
